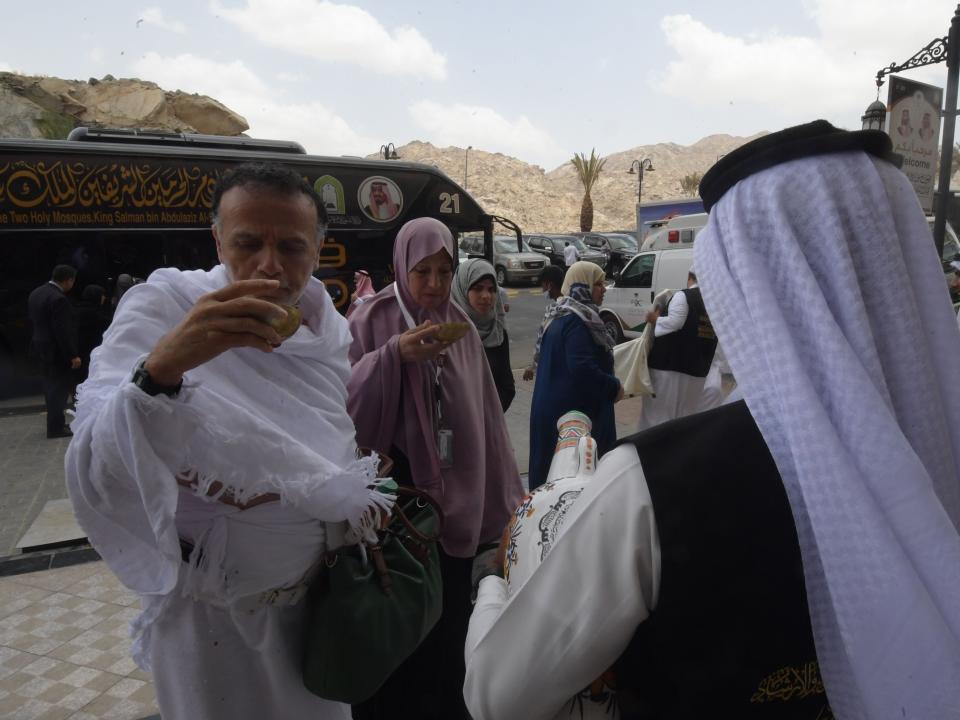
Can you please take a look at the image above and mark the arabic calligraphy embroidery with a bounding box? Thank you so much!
[750,661,825,704]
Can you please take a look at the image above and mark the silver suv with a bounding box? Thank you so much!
[460,235,548,286]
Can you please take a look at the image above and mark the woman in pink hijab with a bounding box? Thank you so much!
[347,217,523,720]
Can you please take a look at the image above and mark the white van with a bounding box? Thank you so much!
[640,213,708,252]
[601,247,694,342]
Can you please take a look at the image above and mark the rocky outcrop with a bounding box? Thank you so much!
[0,72,248,140]
[377,134,764,232]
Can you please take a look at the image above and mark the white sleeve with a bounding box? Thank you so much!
[654,290,688,337]
[66,284,207,599]
[463,445,660,720]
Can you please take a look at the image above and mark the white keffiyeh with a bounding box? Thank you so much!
[696,151,960,719]
[66,265,391,666]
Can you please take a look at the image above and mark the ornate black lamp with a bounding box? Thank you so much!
[627,158,655,205]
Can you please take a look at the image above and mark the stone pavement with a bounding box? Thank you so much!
[0,563,159,720]
[0,378,646,718]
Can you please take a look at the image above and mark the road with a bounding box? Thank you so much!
[500,282,550,370]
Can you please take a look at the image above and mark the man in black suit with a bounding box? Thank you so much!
[28,265,81,438]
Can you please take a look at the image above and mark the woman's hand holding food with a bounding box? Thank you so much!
[398,321,454,363]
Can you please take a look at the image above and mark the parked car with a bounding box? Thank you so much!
[575,232,638,276]
[524,233,607,268]
[460,234,548,285]
[599,247,694,343]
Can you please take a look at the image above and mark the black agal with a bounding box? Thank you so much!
[699,119,899,212]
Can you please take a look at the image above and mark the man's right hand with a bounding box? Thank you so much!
[522,366,534,381]
[143,280,289,387]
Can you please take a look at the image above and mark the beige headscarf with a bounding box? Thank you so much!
[538,261,613,351]
[561,261,605,296]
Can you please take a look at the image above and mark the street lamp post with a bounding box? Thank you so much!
[869,4,960,259]
[627,158,655,205]
[379,143,400,160]
[464,145,472,189]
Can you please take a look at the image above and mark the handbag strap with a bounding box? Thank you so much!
[390,486,444,543]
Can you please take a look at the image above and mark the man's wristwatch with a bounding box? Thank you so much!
[131,359,183,397]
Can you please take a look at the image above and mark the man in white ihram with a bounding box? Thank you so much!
[563,240,580,268]
[463,121,960,719]
[66,163,390,720]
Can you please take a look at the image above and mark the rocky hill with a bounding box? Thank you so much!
[372,135,763,232]
[0,72,247,140]
[0,72,765,232]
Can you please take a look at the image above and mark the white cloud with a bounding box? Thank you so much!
[654,1,952,124]
[140,7,188,34]
[132,52,377,156]
[408,101,567,169]
[0,61,12,72]
[211,0,446,80]
[276,71,307,83]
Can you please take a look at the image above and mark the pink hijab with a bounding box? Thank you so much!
[346,218,523,557]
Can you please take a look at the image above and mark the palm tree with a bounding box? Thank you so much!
[571,149,606,232]
[679,172,703,197]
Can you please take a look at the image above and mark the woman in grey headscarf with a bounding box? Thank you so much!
[452,258,515,412]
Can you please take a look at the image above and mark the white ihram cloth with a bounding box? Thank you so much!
[464,444,659,720]
[65,265,389,720]
[636,289,707,430]
[695,152,960,720]
[612,331,653,397]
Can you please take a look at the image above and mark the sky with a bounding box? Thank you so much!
[1,0,955,170]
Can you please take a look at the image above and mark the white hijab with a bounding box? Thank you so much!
[696,151,960,720]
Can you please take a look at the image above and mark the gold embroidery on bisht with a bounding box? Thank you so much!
[750,661,825,703]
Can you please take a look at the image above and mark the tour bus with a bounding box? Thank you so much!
[0,128,518,398]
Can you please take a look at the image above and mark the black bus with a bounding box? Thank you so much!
[0,128,519,398]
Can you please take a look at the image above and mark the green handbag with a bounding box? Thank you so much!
[302,484,444,704]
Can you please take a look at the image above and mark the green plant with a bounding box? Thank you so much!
[571,149,606,232]
[680,171,703,197]
[35,110,75,140]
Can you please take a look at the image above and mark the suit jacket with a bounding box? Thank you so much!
[28,282,77,365]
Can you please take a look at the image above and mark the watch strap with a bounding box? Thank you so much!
[131,359,183,397]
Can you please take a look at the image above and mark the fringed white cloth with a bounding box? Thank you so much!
[695,152,960,719]
[65,265,392,669]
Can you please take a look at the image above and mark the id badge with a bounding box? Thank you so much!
[437,428,454,469]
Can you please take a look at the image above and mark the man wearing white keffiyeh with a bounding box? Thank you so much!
[463,121,960,720]
[696,122,960,719]
[65,164,392,720]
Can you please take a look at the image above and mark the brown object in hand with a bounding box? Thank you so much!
[270,304,302,339]
[434,321,471,343]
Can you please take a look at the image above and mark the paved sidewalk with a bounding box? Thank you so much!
[0,562,158,719]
